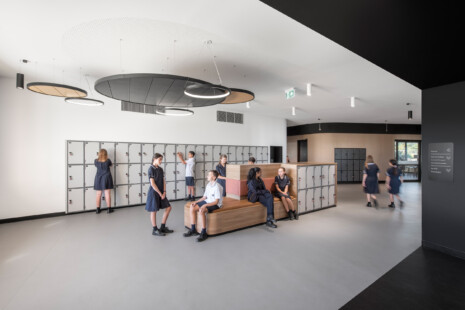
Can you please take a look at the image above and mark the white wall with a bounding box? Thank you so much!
[0,78,287,219]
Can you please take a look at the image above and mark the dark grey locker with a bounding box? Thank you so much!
[335,149,342,160]
[347,160,354,171]
[354,172,360,182]
[342,150,348,160]
[353,148,360,160]
[337,171,342,182]
[347,149,354,160]
[341,160,348,170]
[342,171,348,182]
[360,149,366,160]
[347,171,354,182]
[354,160,360,171]
[360,160,366,171]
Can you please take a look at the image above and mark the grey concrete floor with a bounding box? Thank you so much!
[0,184,421,310]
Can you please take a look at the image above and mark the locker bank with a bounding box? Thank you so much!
[1,1,464,310]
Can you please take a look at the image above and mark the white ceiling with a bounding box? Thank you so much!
[0,0,421,126]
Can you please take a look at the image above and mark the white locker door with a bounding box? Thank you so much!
[204,162,214,179]
[236,146,243,162]
[176,162,186,180]
[165,163,176,182]
[115,164,129,185]
[68,165,84,188]
[297,190,306,214]
[243,146,250,160]
[142,164,151,183]
[249,146,257,159]
[68,188,84,213]
[213,146,221,162]
[129,164,142,184]
[195,180,205,198]
[221,146,228,158]
[129,184,142,205]
[101,142,115,163]
[165,144,176,162]
[306,188,314,211]
[257,147,263,161]
[84,187,98,210]
[84,164,97,188]
[313,166,322,188]
[328,185,336,207]
[154,144,165,158]
[320,186,328,208]
[166,182,176,200]
[313,187,322,209]
[329,165,336,185]
[129,143,142,163]
[186,145,196,160]
[115,185,129,207]
[142,183,150,204]
[84,142,100,164]
[67,141,84,164]
[195,163,204,181]
[176,144,186,159]
[204,145,213,162]
[228,146,236,162]
[115,143,129,163]
[176,181,186,199]
[320,165,329,186]
[195,145,204,162]
[297,167,307,189]
[142,144,154,163]
[306,166,314,188]
[263,147,269,162]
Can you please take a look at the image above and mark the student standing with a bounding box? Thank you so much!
[362,155,380,207]
[216,154,227,197]
[275,167,298,220]
[247,167,277,228]
[177,151,196,201]
[386,159,404,208]
[248,157,256,164]
[145,153,174,236]
[183,170,223,242]
[94,149,114,214]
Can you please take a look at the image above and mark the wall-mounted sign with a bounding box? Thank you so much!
[285,88,295,100]
[428,142,454,182]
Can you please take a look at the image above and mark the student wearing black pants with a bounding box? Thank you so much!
[247,167,277,228]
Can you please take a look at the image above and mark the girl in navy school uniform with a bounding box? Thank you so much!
[386,159,404,208]
[216,154,228,197]
[145,153,173,236]
[247,167,277,228]
[94,149,114,214]
[275,167,298,220]
[362,155,380,207]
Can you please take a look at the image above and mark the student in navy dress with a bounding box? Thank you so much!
[145,153,174,236]
[177,151,196,201]
[275,167,298,220]
[216,154,227,197]
[386,159,404,208]
[248,157,256,164]
[362,155,380,207]
[247,167,277,228]
[183,170,223,242]
[94,149,114,214]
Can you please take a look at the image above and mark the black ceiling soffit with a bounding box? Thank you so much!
[287,123,421,136]
[260,0,465,90]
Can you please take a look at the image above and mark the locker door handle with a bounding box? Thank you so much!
[139,173,142,176]
[143,173,147,176]
[143,152,147,155]
[139,193,142,197]
[143,193,147,196]
[69,200,72,204]
[126,173,129,176]
[126,152,129,156]
[96,152,99,155]
[138,152,142,156]
[126,194,129,198]
[69,176,73,180]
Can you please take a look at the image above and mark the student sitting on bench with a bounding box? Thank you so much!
[183,170,223,242]
[247,167,277,228]
[248,157,256,164]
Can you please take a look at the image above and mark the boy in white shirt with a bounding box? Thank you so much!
[183,170,223,242]
[177,151,196,201]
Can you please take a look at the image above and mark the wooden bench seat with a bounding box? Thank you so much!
[184,196,297,235]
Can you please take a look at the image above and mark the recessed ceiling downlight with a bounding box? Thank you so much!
[65,97,104,106]
[155,107,194,116]
[184,84,230,99]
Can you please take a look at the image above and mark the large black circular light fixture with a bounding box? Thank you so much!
[27,82,87,97]
[65,97,104,106]
[220,88,255,104]
[95,73,225,107]
[184,84,230,99]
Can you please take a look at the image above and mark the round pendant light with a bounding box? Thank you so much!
[65,97,104,106]
[184,84,230,99]
[27,82,87,98]
[220,88,255,104]
[155,107,194,116]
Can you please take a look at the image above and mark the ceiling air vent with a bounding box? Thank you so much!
[217,110,243,124]
[121,101,144,113]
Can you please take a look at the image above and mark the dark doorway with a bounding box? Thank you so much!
[270,146,283,163]
[297,139,308,162]
[395,140,422,182]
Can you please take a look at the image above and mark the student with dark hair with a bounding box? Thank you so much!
[247,167,277,228]
[184,170,223,242]
[386,159,404,208]
[362,155,380,207]
[145,153,173,236]
[248,157,256,164]
[178,151,196,201]
[216,154,227,197]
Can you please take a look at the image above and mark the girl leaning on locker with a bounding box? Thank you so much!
[94,149,114,214]
[216,154,228,197]
[386,159,404,208]
[275,167,298,220]
[247,167,277,228]
[145,153,174,236]
[362,155,380,207]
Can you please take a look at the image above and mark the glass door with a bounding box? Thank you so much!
[395,140,421,181]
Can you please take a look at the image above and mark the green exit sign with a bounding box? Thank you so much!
[285,88,295,99]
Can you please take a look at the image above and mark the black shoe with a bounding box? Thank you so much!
[293,210,299,220]
[388,203,395,208]
[159,226,174,234]
[399,201,404,208]
[196,233,209,242]
[373,199,378,207]
[366,202,372,207]
[185,195,191,201]
[288,211,294,220]
[191,197,196,201]
[266,220,278,228]
[183,229,199,237]
[152,229,166,236]
[107,208,114,213]
[96,208,101,214]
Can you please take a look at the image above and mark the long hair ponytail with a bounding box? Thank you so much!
[365,155,374,169]
[219,154,228,166]
[247,167,261,182]
[98,149,108,162]
[389,159,399,176]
